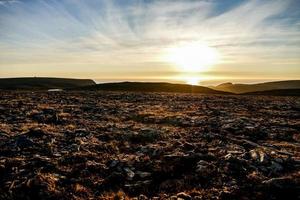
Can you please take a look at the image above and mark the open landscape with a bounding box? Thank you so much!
[0,90,299,199]
[1,0,300,199]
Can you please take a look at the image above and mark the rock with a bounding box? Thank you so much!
[196,160,214,177]
[124,167,135,180]
[109,160,119,168]
[177,192,192,200]
[249,150,258,160]
[127,128,161,143]
[25,128,47,138]
[170,196,177,200]
[15,136,35,148]
[224,153,233,160]
[258,150,267,163]
[75,129,89,137]
[31,112,45,122]
[269,161,283,174]
[249,149,268,163]
[274,158,283,163]
[182,142,195,151]
[262,176,298,189]
[136,171,151,179]
[138,194,148,200]
[164,152,188,160]
[124,180,152,193]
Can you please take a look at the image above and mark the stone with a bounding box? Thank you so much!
[269,161,283,174]
[26,128,47,138]
[196,160,214,177]
[170,196,177,200]
[138,194,148,200]
[109,160,119,168]
[124,167,135,180]
[177,192,192,200]
[136,171,151,179]
[249,149,268,163]
[15,136,35,148]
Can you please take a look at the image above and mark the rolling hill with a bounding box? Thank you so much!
[0,77,96,90]
[211,80,300,94]
[243,89,300,96]
[1,78,299,96]
[76,82,232,95]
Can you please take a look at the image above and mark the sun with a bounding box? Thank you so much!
[166,43,219,72]
[186,77,201,85]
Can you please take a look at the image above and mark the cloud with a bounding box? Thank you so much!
[0,0,19,5]
[0,0,299,79]
[0,0,11,1]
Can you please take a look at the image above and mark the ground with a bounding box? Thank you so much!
[0,91,299,200]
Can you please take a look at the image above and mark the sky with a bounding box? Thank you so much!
[0,0,299,85]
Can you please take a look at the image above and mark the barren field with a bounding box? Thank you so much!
[0,91,299,200]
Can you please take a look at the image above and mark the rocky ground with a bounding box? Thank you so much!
[0,91,299,200]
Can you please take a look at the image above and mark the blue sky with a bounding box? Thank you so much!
[0,0,299,84]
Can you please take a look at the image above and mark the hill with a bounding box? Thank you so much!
[77,82,232,95]
[211,80,300,94]
[243,89,300,96]
[0,77,96,90]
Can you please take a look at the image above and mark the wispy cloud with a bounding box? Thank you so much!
[0,0,299,80]
[0,0,19,5]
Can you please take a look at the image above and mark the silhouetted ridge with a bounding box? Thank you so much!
[243,89,300,96]
[211,80,300,94]
[78,82,231,94]
[0,77,96,90]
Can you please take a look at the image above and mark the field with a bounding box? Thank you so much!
[0,91,299,199]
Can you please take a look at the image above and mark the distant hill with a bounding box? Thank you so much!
[76,82,232,95]
[0,77,96,90]
[211,80,300,94]
[2,78,298,96]
[243,89,300,96]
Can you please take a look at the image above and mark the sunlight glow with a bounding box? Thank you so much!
[166,43,219,72]
[186,77,201,85]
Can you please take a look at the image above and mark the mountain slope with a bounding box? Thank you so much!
[77,82,232,94]
[211,80,300,94]
[0,77,96,90]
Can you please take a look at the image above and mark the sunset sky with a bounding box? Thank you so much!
[0,0,299,85]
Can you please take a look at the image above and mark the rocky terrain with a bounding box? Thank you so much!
[0,91,299,200]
